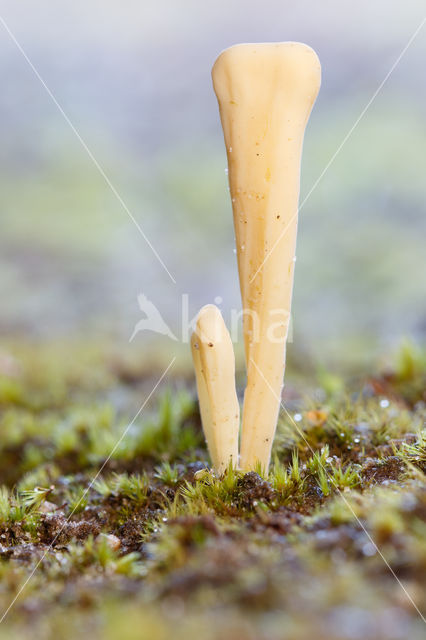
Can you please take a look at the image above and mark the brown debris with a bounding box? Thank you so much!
[361,456,406,485]
[250,506,303,534]
[234,472,275,510]
[38,513,101,547]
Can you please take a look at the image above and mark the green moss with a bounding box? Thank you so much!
[0,341,424,638]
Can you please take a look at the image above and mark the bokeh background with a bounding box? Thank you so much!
[0,0,425,370]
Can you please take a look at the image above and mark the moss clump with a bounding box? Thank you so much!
[0,341,424,639]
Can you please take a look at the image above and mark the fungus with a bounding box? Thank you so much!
[191,304,240,474]
[212,43,321,471]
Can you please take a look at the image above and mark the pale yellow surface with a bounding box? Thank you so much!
[212,42,321,471]
[191,304,240,474]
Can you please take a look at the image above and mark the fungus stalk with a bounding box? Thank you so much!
[212,43,321,471]
[191,305,240,474]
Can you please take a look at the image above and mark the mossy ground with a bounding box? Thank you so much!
[0,340,425,639]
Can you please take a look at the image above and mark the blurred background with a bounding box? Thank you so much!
[0,0,425,371]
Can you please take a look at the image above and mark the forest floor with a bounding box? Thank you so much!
[0,340,424,639]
